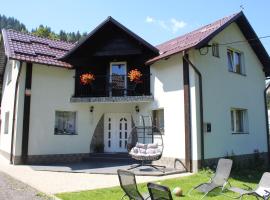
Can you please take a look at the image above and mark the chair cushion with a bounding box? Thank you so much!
[147,143,158,149]
[136,143,147,149]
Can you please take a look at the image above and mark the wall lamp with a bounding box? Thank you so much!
[135,105,140,113]
[90,106,94,113]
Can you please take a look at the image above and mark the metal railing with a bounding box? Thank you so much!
[74,74,151,97]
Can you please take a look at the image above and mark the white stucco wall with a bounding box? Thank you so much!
[28,64,149,155]
[192,22,267,159]
[0,60,22,154]
[150,54,186,159]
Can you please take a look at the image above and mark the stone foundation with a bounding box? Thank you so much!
[25,153,90,165]
[203,152,269,170]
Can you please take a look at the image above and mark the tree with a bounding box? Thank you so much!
[0,13,87,42]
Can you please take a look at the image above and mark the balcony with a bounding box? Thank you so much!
[71,74,153,103]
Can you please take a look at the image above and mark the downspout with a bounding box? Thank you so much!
[264,83,270,165]
[183,51,205,168]
[10,61,22,164]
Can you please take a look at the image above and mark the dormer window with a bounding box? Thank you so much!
[227,48,245,75]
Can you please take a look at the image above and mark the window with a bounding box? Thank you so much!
[4,112,9,134]
[7,61,12,84]
[231,109,248,134]
[212,43,219,57]
[227,49,245,74]
[54,111,76,135]
[153,109,164,132]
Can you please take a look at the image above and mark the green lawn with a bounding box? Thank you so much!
[56,169,264,200]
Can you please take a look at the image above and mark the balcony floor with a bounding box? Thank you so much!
[70,95,154,103]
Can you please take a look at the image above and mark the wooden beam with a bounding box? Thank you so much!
[183,54,192,172]
[21,63,32,164]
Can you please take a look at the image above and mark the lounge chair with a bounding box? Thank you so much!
[117,169,150,200]
[227,172,270,200]
[147,182,173,200]
[188,158,233,200]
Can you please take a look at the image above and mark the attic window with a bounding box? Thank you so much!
[227,48,245,75]
[212,43,219,57]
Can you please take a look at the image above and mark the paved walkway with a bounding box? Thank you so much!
[0,171,52,200]
[0,155,191,195]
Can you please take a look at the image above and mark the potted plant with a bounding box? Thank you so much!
[128,69,143,84]
[80,72,95,85]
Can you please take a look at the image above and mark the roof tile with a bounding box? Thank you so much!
[2,29,75,68]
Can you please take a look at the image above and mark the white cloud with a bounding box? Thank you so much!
[170,18,187,33]
[146,16,155,23]
[145,16,187,33]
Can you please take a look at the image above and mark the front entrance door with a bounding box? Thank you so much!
[104,113,131,152]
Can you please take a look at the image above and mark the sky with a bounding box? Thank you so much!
[0,0,269,54]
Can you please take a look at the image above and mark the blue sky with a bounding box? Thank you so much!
[0,0,269,53]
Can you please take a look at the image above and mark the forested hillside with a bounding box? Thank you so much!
[0,14,87,42]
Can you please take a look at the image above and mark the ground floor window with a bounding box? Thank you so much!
[4,112,9,134]
[153,109,164,132]
[54,111,76,135]
[231,108,248,134]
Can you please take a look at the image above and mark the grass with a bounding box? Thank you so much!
[56,169,264,200]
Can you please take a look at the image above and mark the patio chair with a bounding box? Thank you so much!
[188,158,233,200]
[227,172,270,200]
[147,182,173,200]
[117,169,150,200]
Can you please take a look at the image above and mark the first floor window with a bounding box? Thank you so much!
[55,111,76,135]
[153,109,164,132]
[4,112,9,134]
[231,108,248,134]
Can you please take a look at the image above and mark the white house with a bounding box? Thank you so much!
[0,11,269,172]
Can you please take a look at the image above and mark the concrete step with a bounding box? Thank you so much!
[83,153,137,163]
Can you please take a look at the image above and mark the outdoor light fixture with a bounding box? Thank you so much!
[90,106,94,112]
[135,105,140,113]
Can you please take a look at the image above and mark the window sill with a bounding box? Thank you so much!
[232,132,249,135]
[228,70,246,77]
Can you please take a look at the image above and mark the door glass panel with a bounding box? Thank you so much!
[111,63,126,96]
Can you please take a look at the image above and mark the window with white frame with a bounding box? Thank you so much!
[54,111,76,135]
[227,49,245,74]
[231,109,248,134]
[212,43,219,57]
[153,109,164,132]
[4,112,9,134]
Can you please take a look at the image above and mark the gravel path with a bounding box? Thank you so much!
[0,171,52,200]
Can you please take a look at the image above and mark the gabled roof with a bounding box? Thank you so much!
[59,16,159,61]
[147,12,270,76]
[1,29,74,68]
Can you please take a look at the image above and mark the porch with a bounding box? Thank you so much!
[29,153,185,176]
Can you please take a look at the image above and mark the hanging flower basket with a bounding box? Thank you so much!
[80,72,95,85]
[128,69,143,84]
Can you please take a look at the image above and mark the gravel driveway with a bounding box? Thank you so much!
[0,171,52,200]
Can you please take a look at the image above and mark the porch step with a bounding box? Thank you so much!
[83,153,138,163]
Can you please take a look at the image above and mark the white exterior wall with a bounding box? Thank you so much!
[0,60,22,154]
[150,55,186,159]
[28,64,149,155]
[192,22,267,159]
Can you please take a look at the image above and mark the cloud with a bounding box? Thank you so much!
[170,18,187,33]
[145,16,187,33]
[146,16,155,23]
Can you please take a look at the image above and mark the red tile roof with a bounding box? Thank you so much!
[2,29,75,68]
[147,12,239,64]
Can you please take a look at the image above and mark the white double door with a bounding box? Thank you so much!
[104,113,132,152]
